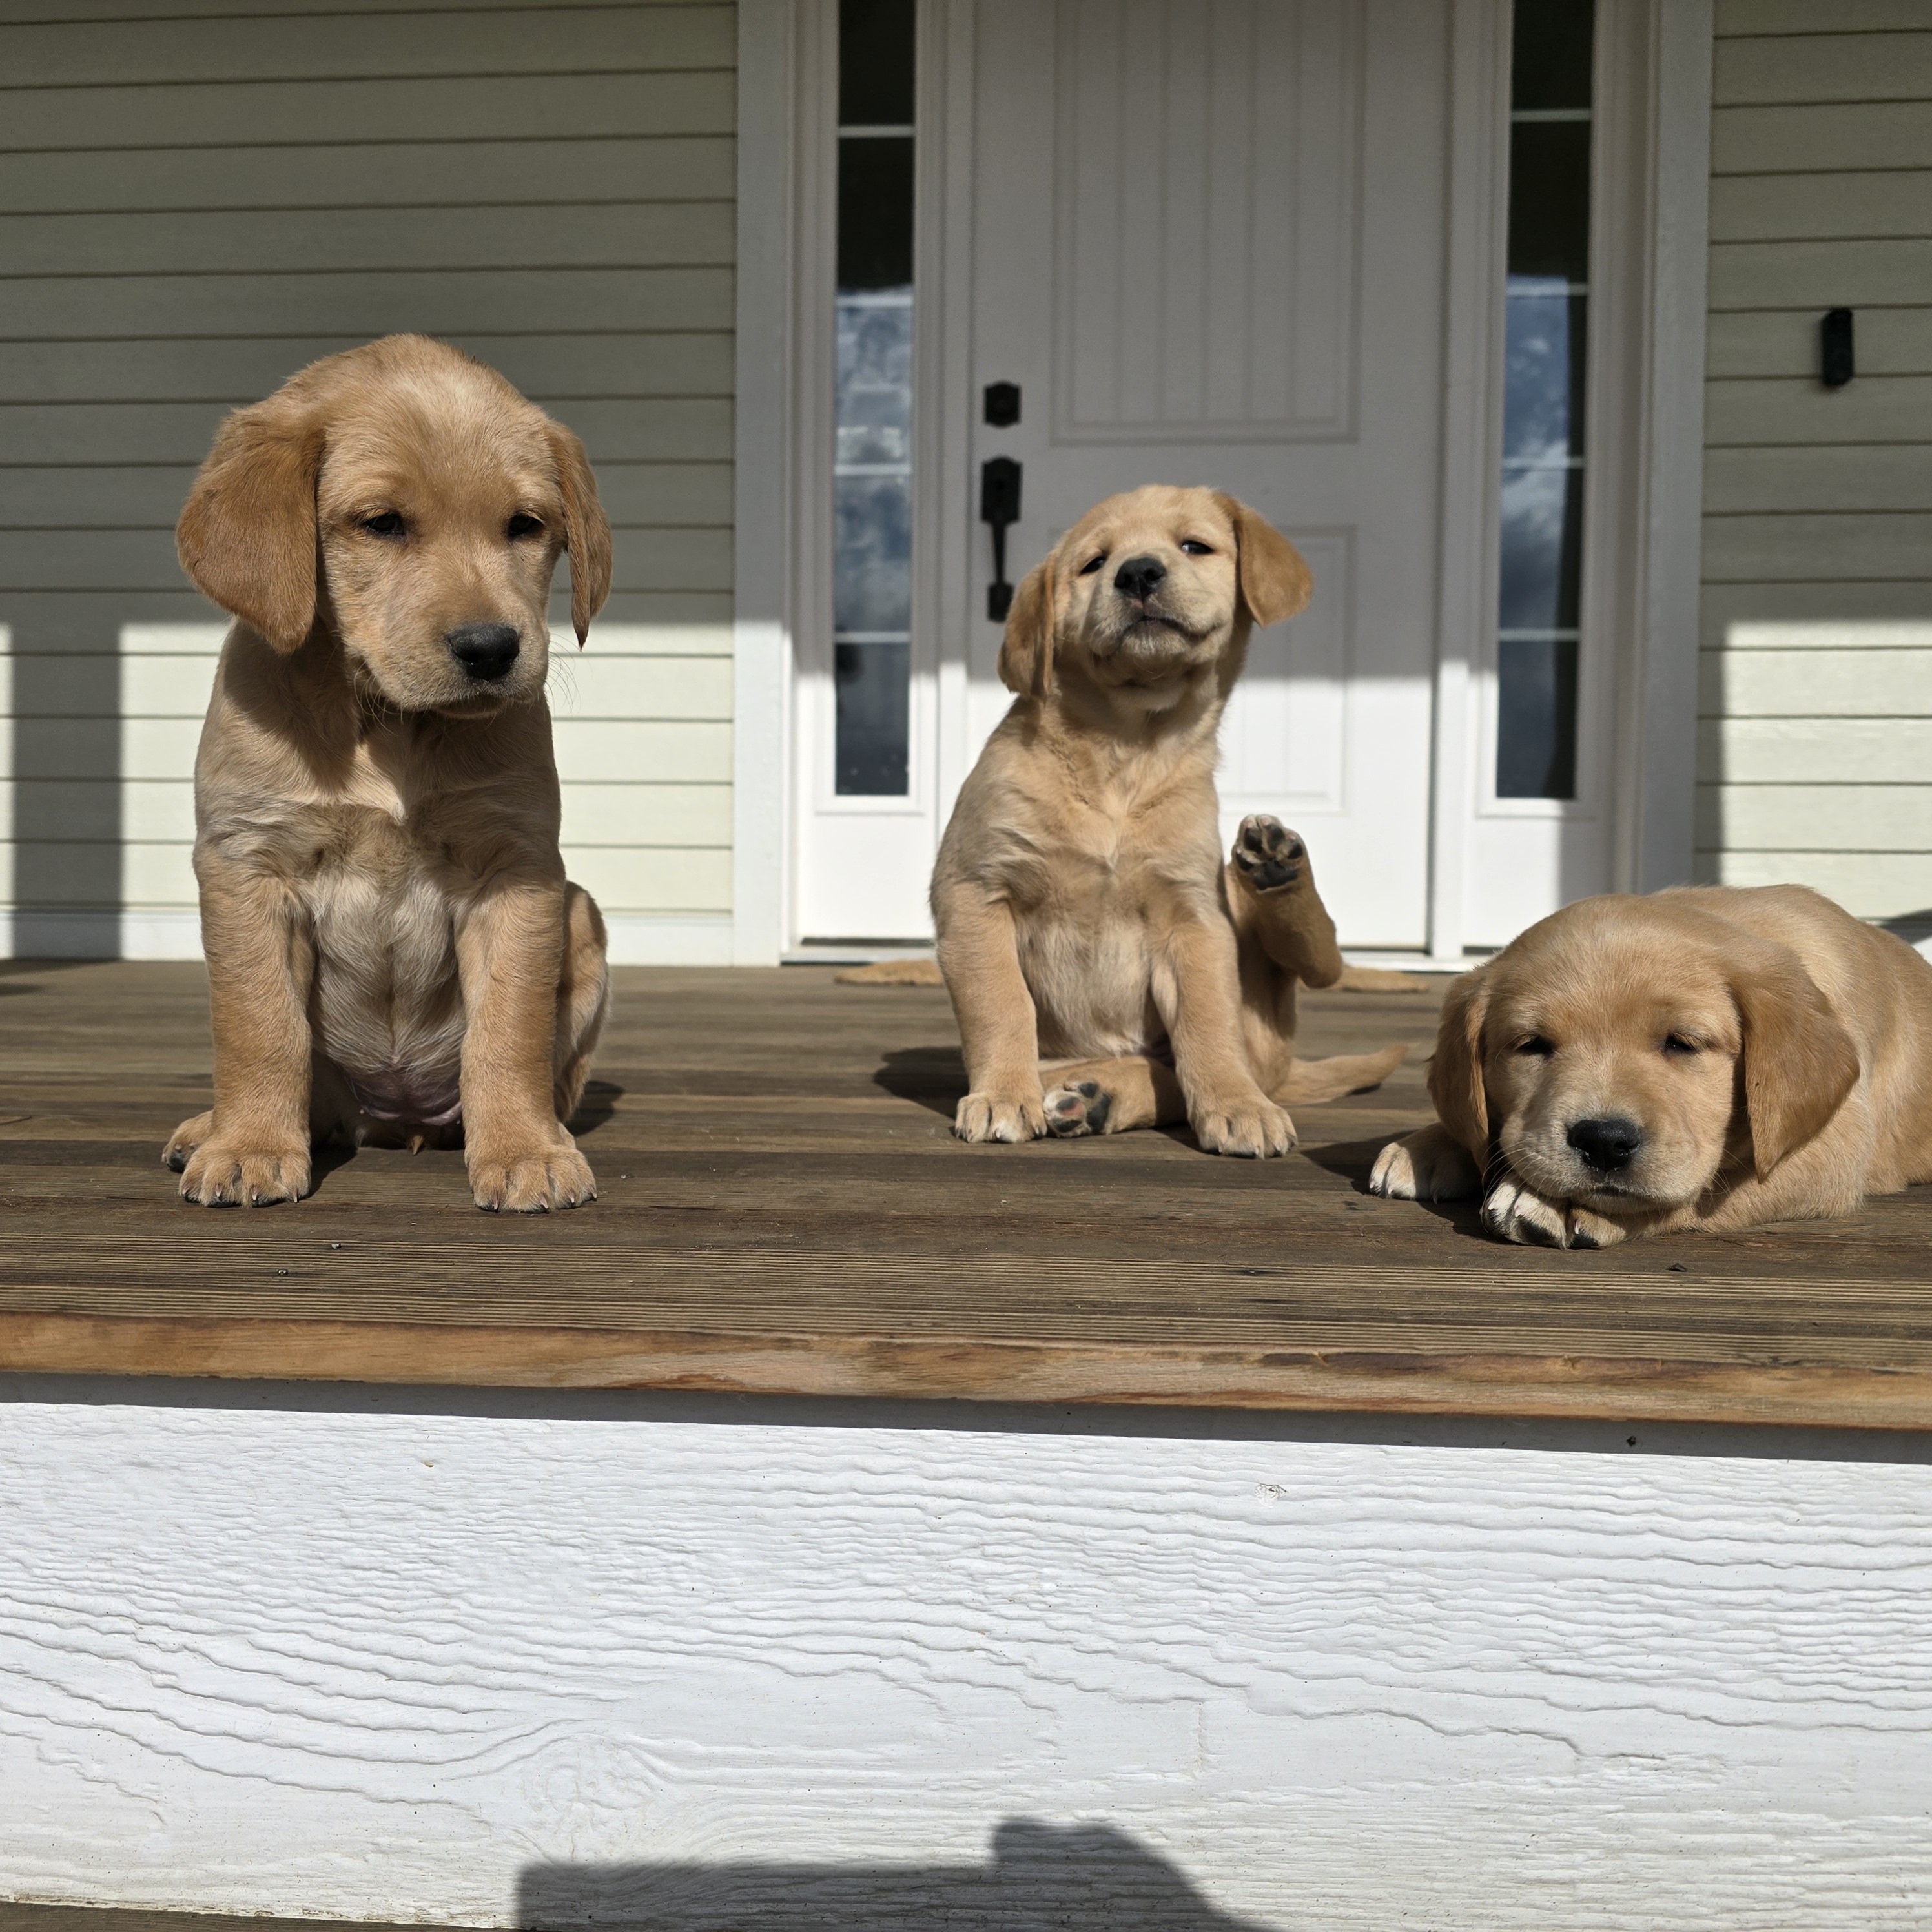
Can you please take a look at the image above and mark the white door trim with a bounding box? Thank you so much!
[732,0,797,966]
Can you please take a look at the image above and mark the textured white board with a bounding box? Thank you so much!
[2,1388,1932,1929]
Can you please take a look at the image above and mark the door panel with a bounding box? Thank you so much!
[963,0,1451,948]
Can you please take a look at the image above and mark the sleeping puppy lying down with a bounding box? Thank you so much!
[932,484,1406,1157]
[1371,885,1932,1245]
[165,334,611,1211]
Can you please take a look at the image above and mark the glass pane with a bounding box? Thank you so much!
[837,136,915,291]
[836,294,912,467]
[1512,0,1594,111]
[1506,121,1592,282]
[839,0,916,125]
[1503,282,1587,462]
[1499,464,1583,635]
[834,471,912,635]
[836,642,910,795]
[1497,639,1579,800]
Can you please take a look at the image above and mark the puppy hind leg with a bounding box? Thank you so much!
[553,882,611,1125]
[1042,1054,1185,1138]
[1272,1042,1410,1105]
[1227,816,1345,989]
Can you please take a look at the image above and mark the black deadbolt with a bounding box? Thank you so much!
[983,381,1021,427]
[1821,308,1855,389]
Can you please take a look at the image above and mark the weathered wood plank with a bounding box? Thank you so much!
[4,965,1932,1427]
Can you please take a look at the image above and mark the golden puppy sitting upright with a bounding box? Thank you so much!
[932,484,1405,1157]
[1371,885,1932,1246]
[165,334,612,1211]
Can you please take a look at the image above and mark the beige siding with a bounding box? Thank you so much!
[0,1,735,958]
[1699,3,1932,920]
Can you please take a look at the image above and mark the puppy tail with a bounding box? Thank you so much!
[1276,1042,1410,1104]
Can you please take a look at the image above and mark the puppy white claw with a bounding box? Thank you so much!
[1482,1173,1572,1246]
[1193,1095,1295,1158]
[1370,1124,1480,1202]
[954,1090,1047,1144]
[1369,1140,1418,1198]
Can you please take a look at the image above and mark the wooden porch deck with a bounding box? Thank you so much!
[3,959,1932,1429]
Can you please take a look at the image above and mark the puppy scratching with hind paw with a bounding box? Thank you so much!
[932,484,1407,1158]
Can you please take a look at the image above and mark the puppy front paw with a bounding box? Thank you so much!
[1193,1093,1295,1158]
[1043,1079,1111,1138]
[174,1125,310,1208]
[954,1089,1046,1144]
[1370,1125,1481,1202]
[1231,814,1306,893]
[1481,1173,1630,1248]
[469,1138,596,1212]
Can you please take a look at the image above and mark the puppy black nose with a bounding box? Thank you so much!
[447,622,520,683]
[1113,554,1167,601]
[1567,1116,1643,1172]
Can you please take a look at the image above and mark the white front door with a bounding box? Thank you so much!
[957,0,1455,950]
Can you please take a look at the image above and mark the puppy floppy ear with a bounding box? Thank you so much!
[997,556,1056,698]
[176,394,324,653]
[548,422,612,646]
[1214,492,1313,627]
[1731,949,1860,1180]
[1427,965,1492,1159]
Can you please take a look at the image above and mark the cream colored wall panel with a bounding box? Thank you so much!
[1706,309,1932,380]
[0,5,733,87]
[1709,238,1932,311]
[0,269,735,342]
[8,0,723,17]
[0,397,733,469]
[0,71,736,152]
[564,621,732,659]
[548,654,732,722]
[1709,170,1932,243]
[1700,645,1932,717]
[121,781,197,845]
[0,137,734,217]
[1714,30,1932,105]
[1704,375,1932,446]
[1701,847,1932,915]
[1700,716,1932,784]
[1702,511,1932,582]
[1698,782,1932,852]
[558,841,730,914]
[1719,0,1932,29]
[1699,581,1932,650]
[122,841,196,905]
[1703,444,1932,513]
[553,719,731,785]
[1716,101,1932,175]
[560,783,731,848]
[0,203,735,278]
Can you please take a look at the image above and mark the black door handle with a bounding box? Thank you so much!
[980,456,1022,621]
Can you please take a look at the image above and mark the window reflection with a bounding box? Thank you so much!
[832,1,916,797]
[1495,0,1592,802]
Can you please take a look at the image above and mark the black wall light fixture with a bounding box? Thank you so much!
[1821,307,1855,389]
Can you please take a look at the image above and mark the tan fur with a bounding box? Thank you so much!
[163,334,613,1211]
[931,485,1406,1156]
[1370,885,1932,1246]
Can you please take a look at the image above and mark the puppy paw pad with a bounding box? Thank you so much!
[1044,1079,1111,1138]
[1231,814,1306,892]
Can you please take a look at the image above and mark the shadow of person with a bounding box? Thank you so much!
[872,1044,967,1117]
[517,1816,1275,1930]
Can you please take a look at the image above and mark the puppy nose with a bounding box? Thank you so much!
[447,622,520,683]
[1567,1116,1643,1172]
[1113,554,1167,601]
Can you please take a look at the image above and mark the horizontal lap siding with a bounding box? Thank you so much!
[0,1,736,957]
[1699,5,1932,920]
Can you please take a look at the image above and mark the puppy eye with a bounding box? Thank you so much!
[1180,540,1214,556]
[506,513,544,540]
[360,511,406,538]
[1078,553,1106,575]
[1513,1035,1554,1057]
[1663,1034,1701,1056]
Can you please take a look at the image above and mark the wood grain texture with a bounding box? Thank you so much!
[3,1393,1932,1927]
[5,964,1932,1428]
